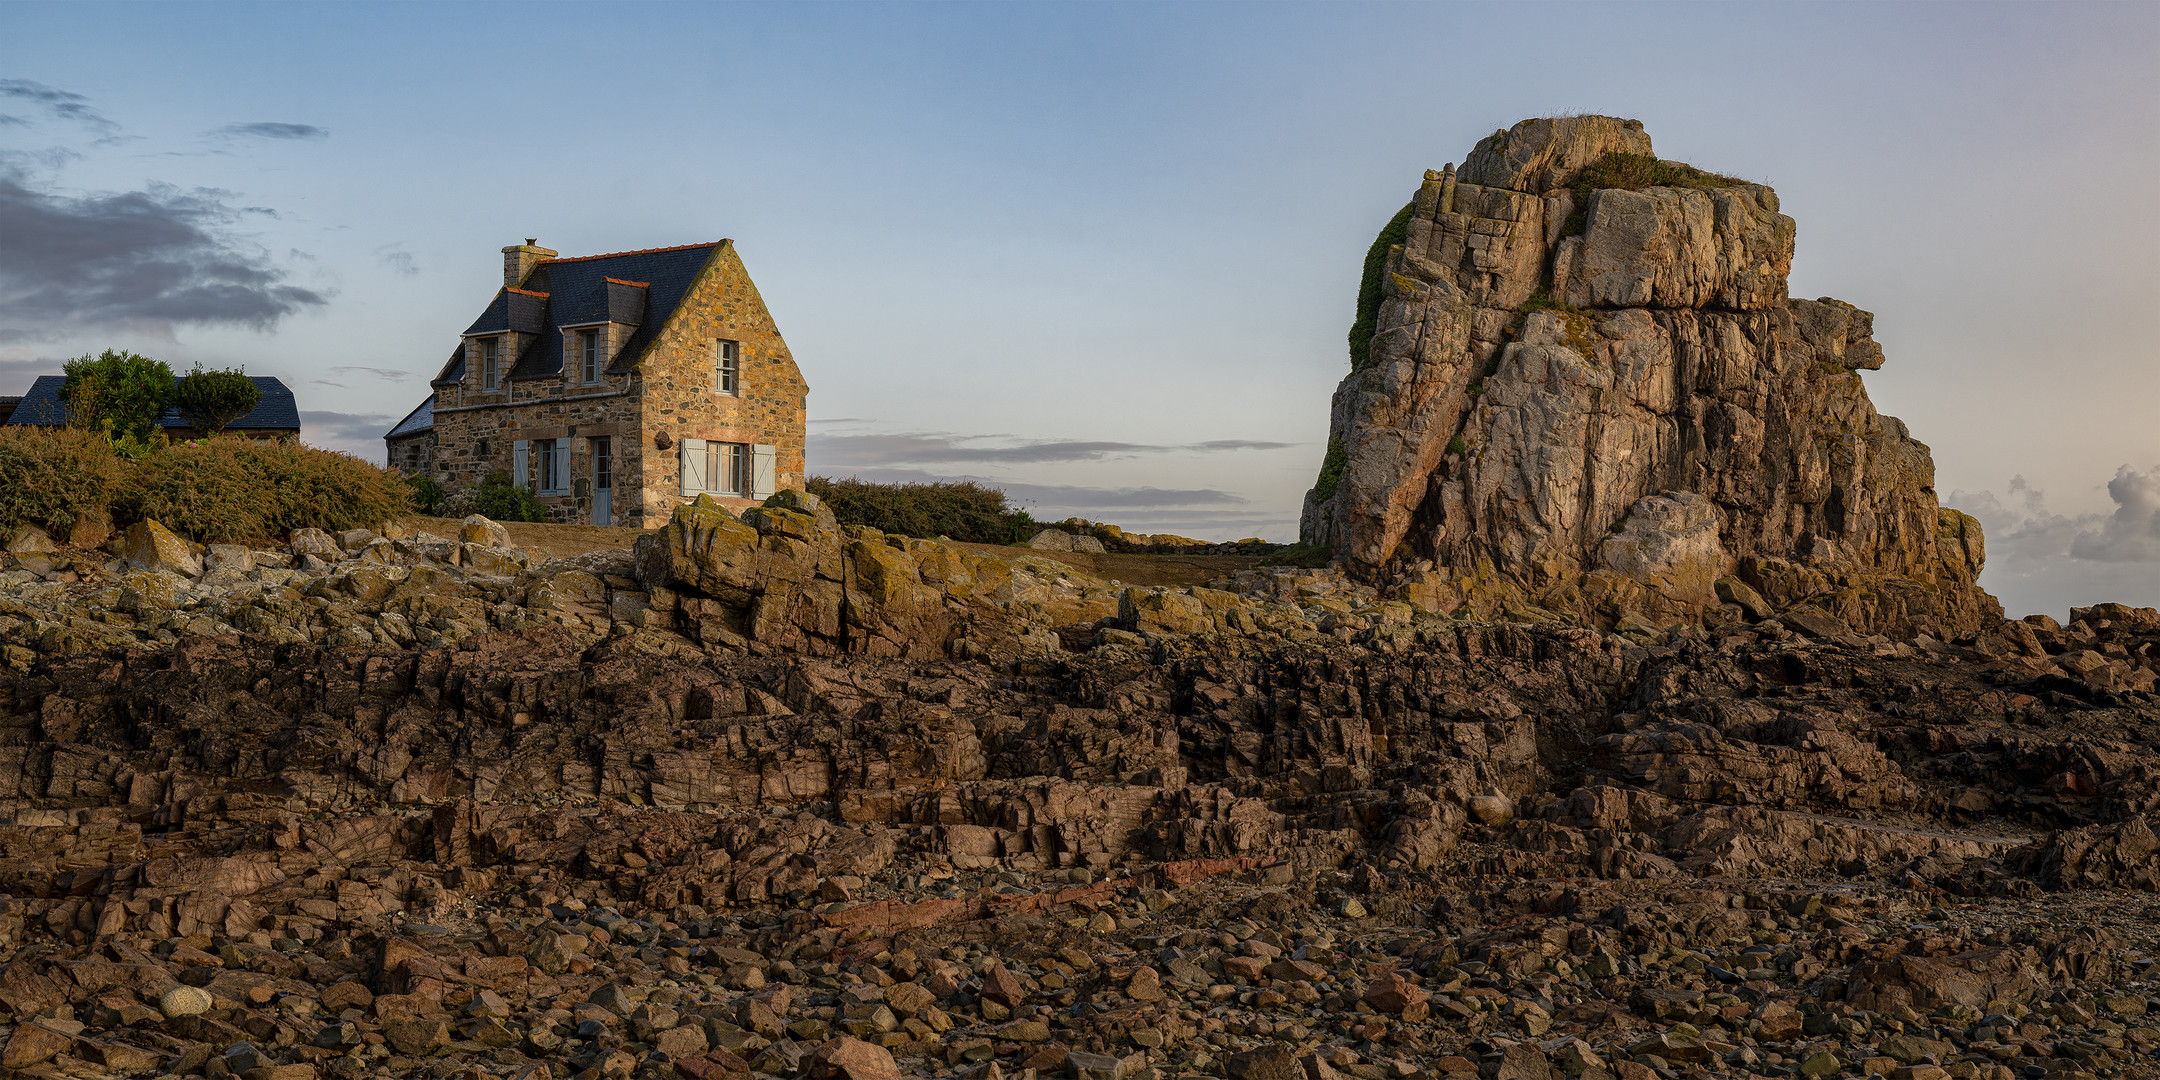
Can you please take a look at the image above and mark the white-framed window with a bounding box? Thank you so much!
[716,340,740,395]
[515,438,568,495]
[580,329,601,384]
[679,439,776,499]
[482,338,500,390]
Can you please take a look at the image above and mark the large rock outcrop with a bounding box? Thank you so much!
[1303,116,1999,637]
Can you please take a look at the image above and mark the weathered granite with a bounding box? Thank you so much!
[1302,116,1998,638]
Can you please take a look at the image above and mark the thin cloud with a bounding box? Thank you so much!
[211,122,328,141]
[817,467,1244,508]
[382,250,418,277]
[326,365,410,381]
[0,79,117,133]
[811,430,1297,467]
[299,409,399,459]
[0,161,328,341]
[0,351,59,394]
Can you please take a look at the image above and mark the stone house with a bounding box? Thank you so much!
[385,239,808,528]
[4,375,300,440]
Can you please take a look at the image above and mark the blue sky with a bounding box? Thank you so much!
[1,2,2154,617]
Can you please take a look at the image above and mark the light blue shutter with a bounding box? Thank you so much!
[679,438,706,496]
[513,440,529,488]
[751,444,777,501]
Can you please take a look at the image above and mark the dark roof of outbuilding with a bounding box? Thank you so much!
[452,242,722,381]
[385,395,434,440]
[3,375,300,431]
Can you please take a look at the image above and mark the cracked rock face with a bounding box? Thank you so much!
[1302,116,1997,639]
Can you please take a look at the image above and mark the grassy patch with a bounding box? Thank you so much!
[1446,435,1467,457]
[1516,290,1598,362]
[1346,202,1415,370]
[1259,543,1333,569]
[1561,151,1746,237]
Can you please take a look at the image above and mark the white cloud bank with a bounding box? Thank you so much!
[1945,464,2160,621]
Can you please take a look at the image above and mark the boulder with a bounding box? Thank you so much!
[1,1020,77,1069]
[1301,116,1999,639]
[290,528,342,561]
[1028,529,1076,552]
[205,543,254,572]
[5,524,58,554]
[111,519,202,577]
[460,515,512,548]
[67,508,111,549]
[805,1037,901,1080]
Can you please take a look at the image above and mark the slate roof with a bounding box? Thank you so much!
[429,347,465,389]
[450,241,721,382]
[4,375,300,431]
[385,395,434,440]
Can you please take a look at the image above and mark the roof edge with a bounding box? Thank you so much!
[610,239,734,375]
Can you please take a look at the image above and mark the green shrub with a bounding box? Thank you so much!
[1446,435,1467,457]
[61,349,173,445]
[0,428,124,535]
[172,365,263,436]
[404,474,446,516]
[473,471,550,523]
[1346,202,1415,369]
[1312,434,1349,503]
[1259,543,1333,569]
[119,440,415,543]
[804,476,1032,543]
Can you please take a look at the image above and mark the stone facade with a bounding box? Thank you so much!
[392,241,808,529]
[628,250,807,520]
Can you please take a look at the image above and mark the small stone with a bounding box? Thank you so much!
[1226,1044,1305,1080]
[806,1037,903,1080]
[160,984,216,1018]
[1799,1051,1843,1076]
[983,963,1027,1007]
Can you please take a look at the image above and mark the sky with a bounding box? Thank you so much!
[0,2,2153,619]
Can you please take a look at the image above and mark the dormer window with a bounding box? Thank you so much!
[580,330,602,384]
[717,340,740,395]
[482,338,500,390]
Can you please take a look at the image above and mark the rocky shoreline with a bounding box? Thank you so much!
[0,494,2155,1080]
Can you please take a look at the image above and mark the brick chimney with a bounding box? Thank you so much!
[502,238,557,288]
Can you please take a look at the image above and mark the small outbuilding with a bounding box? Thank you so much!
[2,375,300,441]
